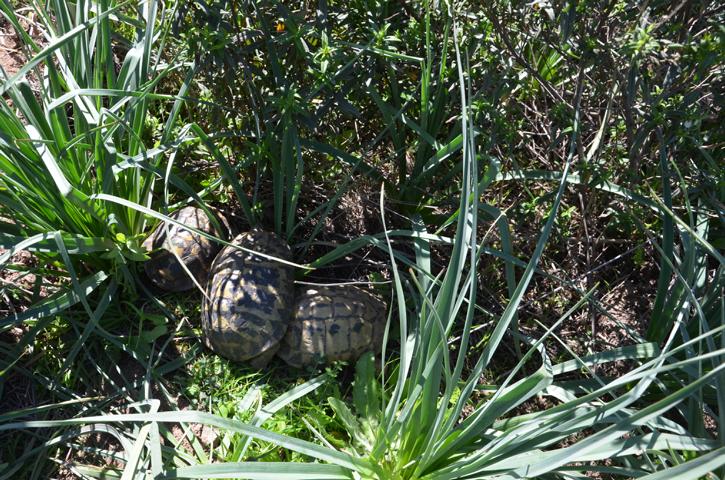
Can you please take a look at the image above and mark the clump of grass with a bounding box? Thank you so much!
[1,0,723,478]
[0,1,211,473]
[3,10,722,478]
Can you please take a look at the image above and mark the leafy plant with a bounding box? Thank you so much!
[0,0,218,465]
[0,0,213,282]
[4,14,723,478]
[172,0,352,243]
[2,0,723,478]
[0,0,263,325]
[173,0,465,246]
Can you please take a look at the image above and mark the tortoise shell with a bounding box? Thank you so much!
[201,231,294,368]
[277,286,387,368]
[142,206,225,292]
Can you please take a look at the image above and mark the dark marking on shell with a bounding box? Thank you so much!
[143,206,225,292]
[277,285,387,368]
[201,231,294,367]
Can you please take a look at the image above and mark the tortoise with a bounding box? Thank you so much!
[201,230,294,368]
[276,285,387,368]
[142,206,226,292]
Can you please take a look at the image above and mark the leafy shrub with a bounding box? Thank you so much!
[1,0,723,478]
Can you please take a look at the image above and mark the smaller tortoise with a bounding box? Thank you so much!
[143,206,226,292]
[202,231,294,368]
[277,286,387,368]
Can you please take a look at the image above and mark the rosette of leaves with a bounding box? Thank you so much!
[0,0,216,399]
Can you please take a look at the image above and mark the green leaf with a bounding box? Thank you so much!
[0,411,375,476]
[636,446,725,480]
[163,462,353,479]
[0,270,108,329]
[353,352,381,420]
[328,397,366,446]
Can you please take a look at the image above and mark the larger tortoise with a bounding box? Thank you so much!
[201,231,294,368]
[142,206,226,292]
[277,285,387,368]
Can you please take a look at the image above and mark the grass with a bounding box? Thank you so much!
[0,0,203,282]
[1,0,723,479]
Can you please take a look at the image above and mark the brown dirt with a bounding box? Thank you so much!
[169,421,219,456]
[0,10,45,87]
[0,247,63,332]
[0,20,23,78]
[1,250,42,315]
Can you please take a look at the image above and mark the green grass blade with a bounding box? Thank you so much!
[163,462,353,479]
[90,193,307,269]
[298,139,383,181]
[636,446,725,480]
[0,270,108,329]
[189,124,255,225]
[0,411,372,475]
[235,374,328,459]
[0,1,130,96]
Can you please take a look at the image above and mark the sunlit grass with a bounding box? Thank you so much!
[1,0,722,478]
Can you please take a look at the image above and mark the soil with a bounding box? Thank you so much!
[1,11,43,90]
[0,249,51,315]
[0,20,23,78]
